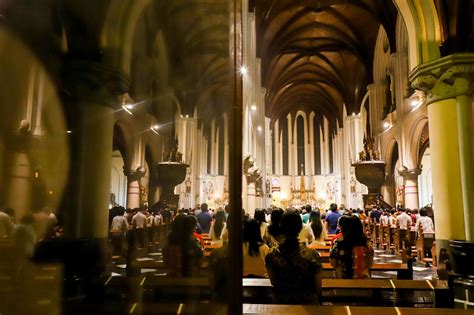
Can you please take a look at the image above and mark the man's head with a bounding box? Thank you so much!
[201,203,208,212]
[330,203,338,212]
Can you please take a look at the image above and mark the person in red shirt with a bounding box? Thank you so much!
[193,231,205,249]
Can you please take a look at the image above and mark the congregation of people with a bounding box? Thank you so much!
[0,200,436,305]
[0,207,61,260]
[105,201,435,304]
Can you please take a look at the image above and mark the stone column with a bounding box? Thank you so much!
[62,60,129,240]
[4,130,32,220]
[400,169,421,210]
[126,168,145,209]
[411,53,474,249]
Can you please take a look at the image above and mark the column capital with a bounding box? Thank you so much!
[124,166,146,182]
[410,53,474,105]
[398,167,421,180]
[62,60,130,109]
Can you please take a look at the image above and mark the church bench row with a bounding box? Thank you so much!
[104,276,449,307]
[61,303,473,315]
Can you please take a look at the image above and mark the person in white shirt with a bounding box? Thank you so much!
[254,209,268,239]
[415,208,434,237]
[396,208,412,249]
[243,219,269,278]
[132,209,147,248]
[0,208,14,238]
[209,210,226,245]
[380,212,390,226]
[110,207,128,256]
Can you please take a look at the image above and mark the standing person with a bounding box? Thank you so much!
[396,208,412,249]
[330,216,374,279]
[196,203,212,233]
[243,219,269,278]
[415,208,435,236]
[410,209,418,226]
[265,210,322,304]
[0,208,15,238]
[110,207,128,256]
[325,203,341,235]
[209,210,226,245]
[132,208,147,249]
[415,208,435,260]
[163,215,203,277]
[369,207,381,223]
[12,214,37,259]
[146,211,155,249]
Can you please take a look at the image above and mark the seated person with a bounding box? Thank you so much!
[163,215,203,277]
[243,219,269,278]
[263,208,284,248]
[308,211,327,246]
[209,210,226,245]
[330,216,373,279]
[265,210,322,304]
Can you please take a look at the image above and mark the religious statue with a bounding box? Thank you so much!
[358,136,380,161]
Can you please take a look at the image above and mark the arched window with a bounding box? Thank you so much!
[217,116,225,175]
[296,115,305,173]
[313,114,321,175]
[272,123,276,174]
[329,126,334,174]
[281,118,289,175]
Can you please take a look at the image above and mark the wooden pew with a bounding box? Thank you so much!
[416,225,435,263]
[62,303,474,315]
[105,276,211,302]
[321,263,412,279]
[242,278,450,307]
[308,245,331,252]
[243,305,470,315]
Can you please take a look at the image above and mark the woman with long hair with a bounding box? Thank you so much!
[163,215,203,277]
[209,210,226,245]
[263,208,284,247]
[309,211,327,246]
[254,208,268,239]
[243,219,269,278]
[329,215,373,279]
[265,210,322,304]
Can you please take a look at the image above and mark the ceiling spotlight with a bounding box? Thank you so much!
[122,104,134,115]
[119,93,135,115]
[352,112,356,116]
[151,125,160,134]
[185,114,189,118]
[410,98,421,107]
[240,65,248,75]
[383,122,390,129]
[251,105,257,111]
[257,126,262,132]
[66,130,72,134]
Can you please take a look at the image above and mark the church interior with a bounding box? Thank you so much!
[0,0,473,314]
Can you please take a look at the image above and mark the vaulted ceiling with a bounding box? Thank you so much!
[254,0,398,126]
[130,0,232,130]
